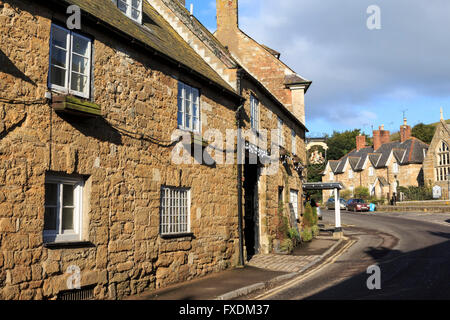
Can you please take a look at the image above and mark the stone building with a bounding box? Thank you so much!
[322,120,429,201]
[0,0,310,300]
[423,109,450,199]
[148,0,310,257]
[0,0,245,300]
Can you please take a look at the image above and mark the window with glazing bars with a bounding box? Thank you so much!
[250,94,259,132]
[291,129,296,154]
[48,24,92,99]
[436,141,450,181]
[177,82,200,133]
[160,187,190,235]
[277,117,284,146]
[112,0,143,23]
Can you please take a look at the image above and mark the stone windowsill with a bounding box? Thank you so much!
[160,233,195,240]
[44,241,95,249]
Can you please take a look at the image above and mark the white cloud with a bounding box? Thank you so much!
[236,0,450,125]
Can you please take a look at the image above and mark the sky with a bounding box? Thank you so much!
[189,0,450,137]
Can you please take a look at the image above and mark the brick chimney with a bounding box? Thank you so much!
[379,125,390,145]
[356,134,366,151]
[373,128,381,151]
[400,118,412,143]
[216,0,238,32]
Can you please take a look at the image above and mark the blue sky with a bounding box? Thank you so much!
[188,0,450,137]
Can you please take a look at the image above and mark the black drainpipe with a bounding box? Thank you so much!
[236,69,245,267]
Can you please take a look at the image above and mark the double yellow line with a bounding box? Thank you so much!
[254,239,357,300]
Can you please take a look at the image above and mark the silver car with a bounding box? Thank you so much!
[326,198,347,210]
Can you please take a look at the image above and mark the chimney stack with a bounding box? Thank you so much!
[400,118,412,143]
[373,128,381,151]
[216,0,238,32]
[356,134,366,151]
[379,125,391,145]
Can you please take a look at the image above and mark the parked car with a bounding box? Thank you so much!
[326,198,347,210]
[346,199,370,212]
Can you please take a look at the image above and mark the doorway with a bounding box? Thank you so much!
[243,163,260,261]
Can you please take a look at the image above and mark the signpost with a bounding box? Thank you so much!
[433,185,442,199]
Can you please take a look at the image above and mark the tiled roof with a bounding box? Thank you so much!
[59,0,237,95]
[328,138,429,174]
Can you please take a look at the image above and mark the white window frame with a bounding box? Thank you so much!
[112,0,143,24]
[277,117,284,147]
[48,24,92,99]
[369,166,374,177]
[393,162,399,174]
[160,187,191,236]
[44,176,84,243]
[330,171,334,181]
[436,141,450,181]
[348,169,353,179]
[177,81,200,133]
[291,129,296,155]
[250,94,260,132]
[290,189,299,219]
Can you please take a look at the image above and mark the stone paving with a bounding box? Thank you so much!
[247,254,320,273]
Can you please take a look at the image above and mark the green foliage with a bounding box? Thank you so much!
[288,228,301,241]
[326,129,371,160]
[354,186,370,200]
[368,196,386,205]
[280,238,294,253]
[397,185,433,201]
[411,123,436,144]
[303,203,318,228]
[311,225,320,238]
[340,189,353,200]
[301,228,313,242]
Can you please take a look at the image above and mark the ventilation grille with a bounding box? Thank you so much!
[57,286,95,300]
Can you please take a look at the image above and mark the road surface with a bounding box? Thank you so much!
[254,209,450,300]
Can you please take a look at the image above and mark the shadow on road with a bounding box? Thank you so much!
[303,231,450,300]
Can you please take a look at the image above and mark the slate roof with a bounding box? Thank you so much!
[327,138,429,174]
[54,0,238,96]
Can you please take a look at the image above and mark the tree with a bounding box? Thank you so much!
[411,123,436,144]
[354,186,370,200]
[326,129,371,160]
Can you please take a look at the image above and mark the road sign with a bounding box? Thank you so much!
[433,185,442,199]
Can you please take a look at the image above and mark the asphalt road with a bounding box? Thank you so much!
[257,210,450,300]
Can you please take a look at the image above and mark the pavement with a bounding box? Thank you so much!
[128,230,346,300]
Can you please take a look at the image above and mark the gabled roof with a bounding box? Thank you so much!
[327,137,429,174]
[53,0,239,98]
[368,153,381,167]
[348,157,360,170]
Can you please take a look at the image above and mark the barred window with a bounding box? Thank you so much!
[160,187,190,236]
[436,141,450,181]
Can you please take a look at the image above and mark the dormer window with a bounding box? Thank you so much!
[113,0,142,23]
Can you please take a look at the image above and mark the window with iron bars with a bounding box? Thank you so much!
[160,187,190,236]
